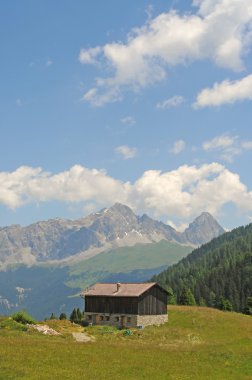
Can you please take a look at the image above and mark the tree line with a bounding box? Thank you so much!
[46,308,88,325]
[152,223,252,315]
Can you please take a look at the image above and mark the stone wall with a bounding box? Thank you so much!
[84,312,168,328]
[137,314,168,327]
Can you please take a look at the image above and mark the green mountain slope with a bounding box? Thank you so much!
[67,240,193,288]
[0,240,192,319]
[153,224,252,312]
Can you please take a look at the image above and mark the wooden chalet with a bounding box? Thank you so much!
[81,282,168,328]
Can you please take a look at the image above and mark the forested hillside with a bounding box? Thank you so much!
[152,224,252,313]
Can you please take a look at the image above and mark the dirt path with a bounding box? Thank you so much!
[72,332,94,342]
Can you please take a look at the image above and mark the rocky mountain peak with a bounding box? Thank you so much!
[0,204,225,267]
[182,211,225,246]
[109,203,135,217]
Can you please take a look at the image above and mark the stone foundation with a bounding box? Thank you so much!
[84,312,168,328]
[136,314,168,327]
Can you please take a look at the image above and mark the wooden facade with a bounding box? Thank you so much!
[83,283,168,316]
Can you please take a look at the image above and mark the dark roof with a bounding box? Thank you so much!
[81,282,161,297]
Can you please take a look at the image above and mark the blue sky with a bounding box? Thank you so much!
[1,0,252,229]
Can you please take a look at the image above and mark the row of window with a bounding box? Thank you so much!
[86,315,131,323]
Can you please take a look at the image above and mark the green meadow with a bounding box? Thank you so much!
[0,306,251,380]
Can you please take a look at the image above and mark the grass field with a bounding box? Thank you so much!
[0,306,251,380]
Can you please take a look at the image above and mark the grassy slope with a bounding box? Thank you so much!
[0,306,251,380]
[67,240,193,288]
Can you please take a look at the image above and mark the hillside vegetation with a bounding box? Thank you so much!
[0,306,251,379]
[0,240,192,319]
[67,240,193,288]
[153,224,252,312]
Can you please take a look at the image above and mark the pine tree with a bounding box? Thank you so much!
[243,296,252,315]
[49,313,57,320]
[166,287,176,305]
[199,297,206,306]
[179,288,196,306]
[59,313,67,320]
[70,308,78,323]
[76,308,83,323]
[217,296,232,311]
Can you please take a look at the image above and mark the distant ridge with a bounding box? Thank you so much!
[0,203,225,268]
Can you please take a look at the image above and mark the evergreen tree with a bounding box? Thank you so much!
[179,288,196,306]
[76,308,83,322]
[59,313,67,320]
[70,308,78,323]
[199,297,206,306]
[152,223,252,313]
[166,287,176,305]
[209,291,216,308]
[243,296,252,315]
[217,296,232,311]
[49,313,57,320]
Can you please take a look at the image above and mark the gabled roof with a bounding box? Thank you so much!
[81,282,160,297]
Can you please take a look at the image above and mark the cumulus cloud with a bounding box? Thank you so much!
[115,145,137,159]
[156,95,184,109]
[1,163,252,224]
[170,140,186,154]
[194,74,252,108]
[80,0,252,106]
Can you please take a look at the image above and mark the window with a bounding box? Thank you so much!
[87,315,92,321]
[114,316,119,322]
[127,317,131,323]
[105,316,110,321]
[99,315,104,321]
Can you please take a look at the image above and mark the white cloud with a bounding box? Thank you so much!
[194,74,252,108]
[115,145,137,159]
[0,165,129,210]
[166,220,188,232]
[79,47,102,65]
[82,86,122,107]
[170,140,186,154]
[202,134,252,162]
[202,134,240,162]
[242,141,252,150]
[203,135,237,151]
[79,0,252,106]
[156,95,184,109]
[1,163,252,224]
[120,116,136,126]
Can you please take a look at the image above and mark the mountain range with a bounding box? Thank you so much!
[0,203,225,268]
[0,204,225,318]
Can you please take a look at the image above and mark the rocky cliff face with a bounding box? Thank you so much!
[0,204,225,267]
[182,212,225,246]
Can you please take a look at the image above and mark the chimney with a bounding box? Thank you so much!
[117,283,121,292]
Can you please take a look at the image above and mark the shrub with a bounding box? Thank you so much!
[12,310,36,325]
[80,320,89,327]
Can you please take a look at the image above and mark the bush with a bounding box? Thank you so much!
[80,320,89,327]
[12,310,36,325]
